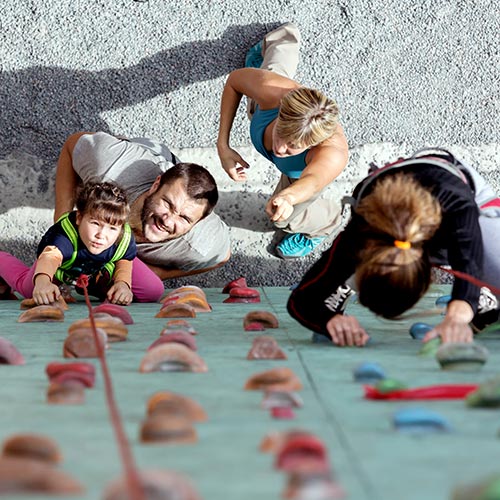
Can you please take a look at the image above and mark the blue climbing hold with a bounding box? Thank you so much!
[311,332,332,344]
[353,361,386,383]
[409,322,433,340]
[393,407,452,433]
[435,294,452,306]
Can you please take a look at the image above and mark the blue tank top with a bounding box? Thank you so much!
[250,106,308,179]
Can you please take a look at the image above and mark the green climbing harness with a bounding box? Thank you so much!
[53,212,131,284]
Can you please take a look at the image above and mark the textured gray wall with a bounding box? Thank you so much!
[0,0,498,286]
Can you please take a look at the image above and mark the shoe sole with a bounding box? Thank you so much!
[275,248,309,260]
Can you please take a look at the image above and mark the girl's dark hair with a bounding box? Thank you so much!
[354,173,442,318]
[75,182,130,226]
[158,163,218,218]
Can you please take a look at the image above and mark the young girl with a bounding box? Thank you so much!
[217,23,349,259]
[288,149,500,346]
[0,182,162,305]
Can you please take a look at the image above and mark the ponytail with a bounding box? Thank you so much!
[354,173,442,318]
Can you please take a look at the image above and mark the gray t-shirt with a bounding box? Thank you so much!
[72,132,230,271]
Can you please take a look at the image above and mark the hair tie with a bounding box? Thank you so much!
[394,240,411,250]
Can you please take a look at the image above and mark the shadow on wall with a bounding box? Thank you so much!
[0,21,280,206]
[165,252,316,289]
[217,191,274,231]
[0,189,276,262]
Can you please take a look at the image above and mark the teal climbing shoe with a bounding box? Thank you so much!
[245,41,263,68]
[275,233,325,259]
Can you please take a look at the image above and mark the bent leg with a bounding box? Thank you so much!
[131,258,165,303]
[0,251,36,298]
[261,22,301,78]
[247,23,301,117]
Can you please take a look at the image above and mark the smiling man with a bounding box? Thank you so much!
[54,132,230,280]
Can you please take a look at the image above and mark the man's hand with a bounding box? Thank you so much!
[326,314,370,347]
[107,281,133,305]
[32,274,61,305]
[218,147,249,182]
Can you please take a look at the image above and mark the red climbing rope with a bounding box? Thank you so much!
[75,275,144,500]
[435,266,500,296]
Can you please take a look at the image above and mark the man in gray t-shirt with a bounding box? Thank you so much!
[54,132,230,279]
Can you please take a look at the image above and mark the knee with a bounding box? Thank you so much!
[134,279,165,303]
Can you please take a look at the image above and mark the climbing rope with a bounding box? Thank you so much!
[75,274,145,500]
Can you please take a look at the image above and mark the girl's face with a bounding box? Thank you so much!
[76,212,122,255]
[271,126,307,158]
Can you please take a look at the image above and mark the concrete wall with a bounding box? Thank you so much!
[1,0,498,287]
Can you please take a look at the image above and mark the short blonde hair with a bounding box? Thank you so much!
[275,87,339,148]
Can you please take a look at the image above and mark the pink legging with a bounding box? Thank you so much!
[0,252,164,303]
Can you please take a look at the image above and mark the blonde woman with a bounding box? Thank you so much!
[288,150,500,346]
[217,23,348,259]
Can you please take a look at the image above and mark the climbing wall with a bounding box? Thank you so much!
[0,284,499,499]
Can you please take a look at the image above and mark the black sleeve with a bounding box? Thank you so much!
[287,224,358,337]
[425,172,483,313]
[438,205,483,313]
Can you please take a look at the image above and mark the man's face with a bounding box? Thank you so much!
[140,177,206,243]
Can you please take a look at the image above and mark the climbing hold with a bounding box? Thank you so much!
[244,367,302,392]
[374,378,408,394]
[436,342,488,372]
[246,336,287,360]
[466,376,500,408]
[222,277,248,293]
[353,361,386,383]
[435,294,452,306]
[243,310,279,329]
[392,407,452,433]
[418,337,441,357]
[409,322,433,340]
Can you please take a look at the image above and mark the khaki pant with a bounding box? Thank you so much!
[272,175,342,237]
[249,23,342,238]
[247,22,301,117]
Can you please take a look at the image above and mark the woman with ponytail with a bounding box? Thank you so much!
[217,23,348,259]
[287,150,500,346]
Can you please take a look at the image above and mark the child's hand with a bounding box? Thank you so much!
[33,274,61,305]
[107,281,133,305]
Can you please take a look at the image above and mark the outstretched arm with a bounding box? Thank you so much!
[287,227,358,335]
[326,314,370,347]
[32,246,64,305]
[107,260,133,305]
[217,68,297,182]
[217,69,249,181]
[54,132,91,221]
[266,129,349,222]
